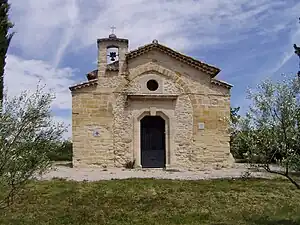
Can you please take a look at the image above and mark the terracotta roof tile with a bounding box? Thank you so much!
[69,79,98,91]
[72,41,230,92]
[86,70,98,80]
[211,78,232,89]
[126,42,221,77]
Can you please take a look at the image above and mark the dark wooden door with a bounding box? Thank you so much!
[140,116,166,168]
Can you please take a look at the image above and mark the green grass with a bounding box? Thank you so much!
[1,178,300,225]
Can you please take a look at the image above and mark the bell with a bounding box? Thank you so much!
[109,52,117,62]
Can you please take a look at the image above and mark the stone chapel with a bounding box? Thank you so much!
[69,32,234,170]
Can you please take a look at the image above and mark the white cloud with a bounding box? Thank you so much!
[5,54,76,110]
[11,0,300,58]
[10,0,80,63]
[7,0,300,137]
[5,54,76,139]
[258,19,300,80]
[52,0,79,68]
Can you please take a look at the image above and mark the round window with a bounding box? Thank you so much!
[146,79,159,91]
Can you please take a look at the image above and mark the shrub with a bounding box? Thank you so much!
[46,140,72,161]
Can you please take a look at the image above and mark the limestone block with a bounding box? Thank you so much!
[71,50,232,170]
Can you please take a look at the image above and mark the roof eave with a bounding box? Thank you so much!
[97,37,129,43]
[211,78,233,89]
[125,43,221,77]
[69,79,98,91]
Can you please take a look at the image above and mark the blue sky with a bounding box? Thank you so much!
[5,0,300,139]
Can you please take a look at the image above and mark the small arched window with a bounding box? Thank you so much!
[106,45,119,64]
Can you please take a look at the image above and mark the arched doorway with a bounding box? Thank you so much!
[140,116,166,168]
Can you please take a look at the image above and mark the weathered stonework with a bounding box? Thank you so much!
[70,34,234,170]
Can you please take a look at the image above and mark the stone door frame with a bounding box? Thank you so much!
[140,115,166,168]
[133,110,175,168]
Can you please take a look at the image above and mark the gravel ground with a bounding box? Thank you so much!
[36,163,280,182]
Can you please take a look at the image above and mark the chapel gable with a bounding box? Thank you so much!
[70,33,232,92]
[69,32,234,170]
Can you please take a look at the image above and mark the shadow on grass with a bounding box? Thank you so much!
[248,218,300,225]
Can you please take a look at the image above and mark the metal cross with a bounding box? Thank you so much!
[111,26,116,34]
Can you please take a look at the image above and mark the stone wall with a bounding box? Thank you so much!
[71,87,115,168]
[126,51,233,169]
[71,49,233,170]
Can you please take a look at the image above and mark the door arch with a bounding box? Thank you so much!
[140,116,166,168]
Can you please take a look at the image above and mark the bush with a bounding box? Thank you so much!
[0,87,67,208]
[124,160,135,169]
[46,140,72,161]
[232,75,300,189]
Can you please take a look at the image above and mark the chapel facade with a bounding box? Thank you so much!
[69,33,234,170]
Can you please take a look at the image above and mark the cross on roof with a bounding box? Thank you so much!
[110,26,116,34]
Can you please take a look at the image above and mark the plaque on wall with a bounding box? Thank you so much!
[198,122,205,130]
[93,129,100,137]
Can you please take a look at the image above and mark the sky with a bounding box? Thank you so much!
[6,0,300,139]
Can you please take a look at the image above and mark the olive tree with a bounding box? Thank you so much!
[0,86,66,208]
[235,75,300,189]
[229,107,244,159]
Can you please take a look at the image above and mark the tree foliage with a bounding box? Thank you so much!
[233,75,300,189]
[0,87,67,208]
[229,107,243,159]
[46,140,72,161]
[0,0,14,106]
